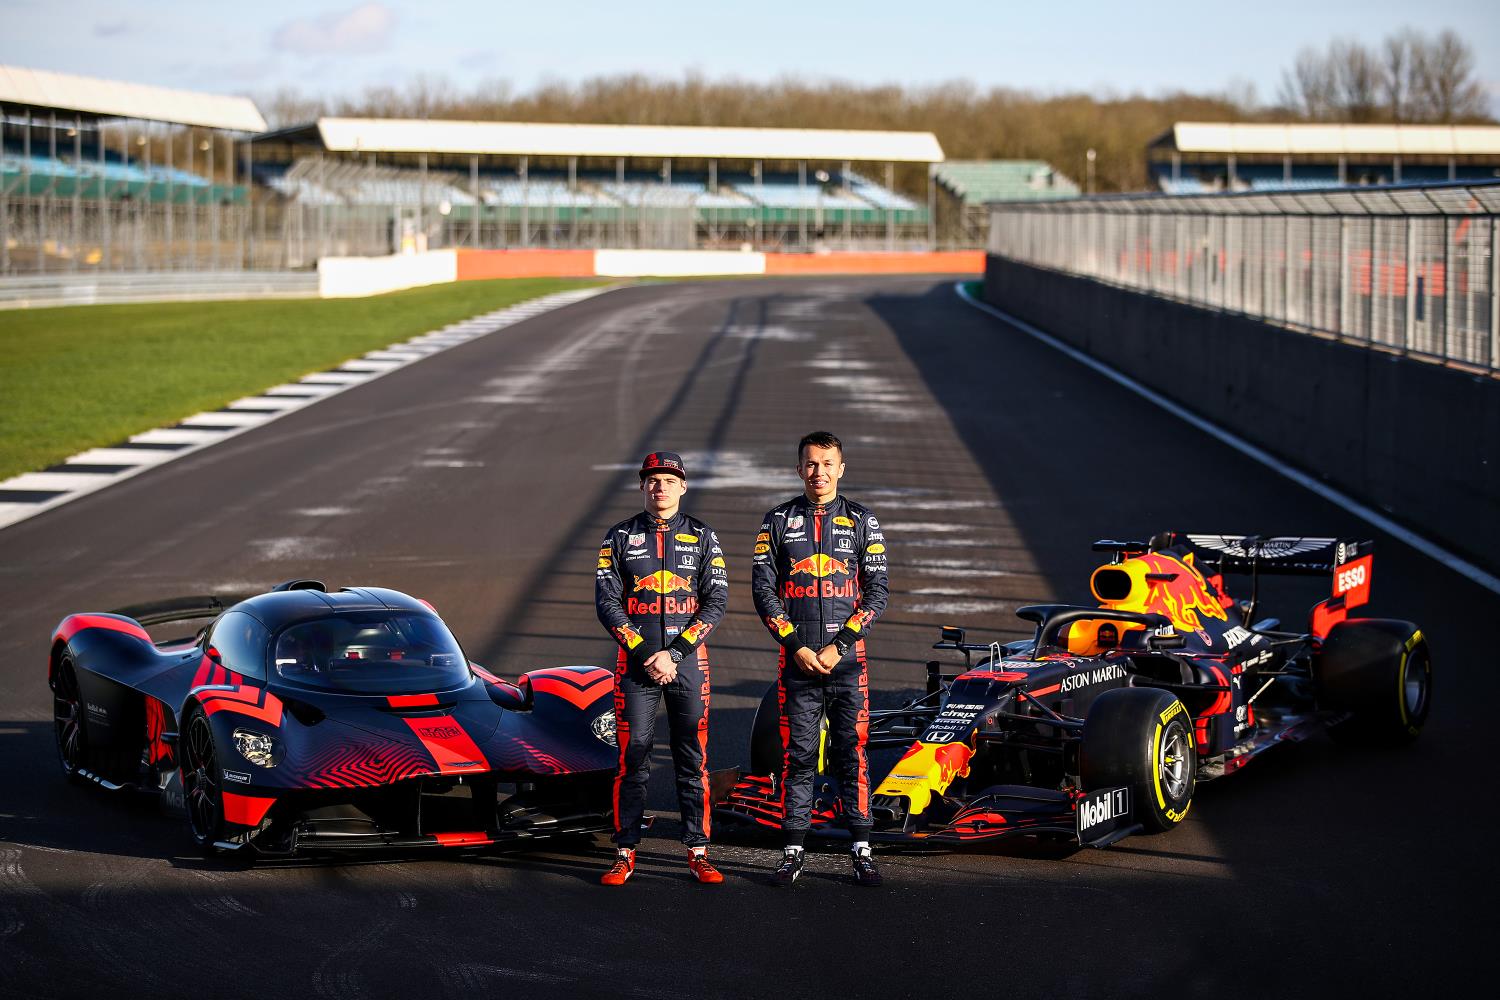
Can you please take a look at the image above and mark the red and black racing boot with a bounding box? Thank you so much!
[600,849,636,886]
[851,848,882,887]
[688,851,724,884]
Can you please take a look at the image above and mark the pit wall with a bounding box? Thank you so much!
[983,255,1500,570]
[317,248,983,296]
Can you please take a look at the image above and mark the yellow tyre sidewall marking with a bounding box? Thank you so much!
[1153,722,1167,810]
[1396,649,1411,729]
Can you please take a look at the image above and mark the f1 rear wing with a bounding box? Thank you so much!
[1180,534,1370,577]
[1163,533,1373,639]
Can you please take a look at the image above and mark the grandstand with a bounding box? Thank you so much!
[933,160,1078,247]
[248,118,942,260]
[0,64,265,273]
[1148,122,1500,194]
[1,64,952,274]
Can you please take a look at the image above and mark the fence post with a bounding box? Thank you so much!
[1404,217,1416,354]
[1491,217,1499,373]
[1283,213,1292,324]
[1443,217,1452,361]
[1344,215,1356,335]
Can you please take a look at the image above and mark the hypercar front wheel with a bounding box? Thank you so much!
[181,707,226,853]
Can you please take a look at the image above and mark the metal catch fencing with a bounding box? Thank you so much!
[987,182,1500,374]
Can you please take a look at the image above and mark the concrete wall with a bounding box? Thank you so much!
[984,255,1500,569]
[318,250,457,298]
[455,248,984,279]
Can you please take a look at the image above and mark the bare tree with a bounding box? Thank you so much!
[1278,46,1337,119]
[1330,39,1385,122]
[1280,28,1490,124]
[1409,29,1488,122]
[1383,30,1416,122]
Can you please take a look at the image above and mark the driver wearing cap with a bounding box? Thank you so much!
[594,452,729,885]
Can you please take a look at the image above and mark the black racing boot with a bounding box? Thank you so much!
[768,848,805,887]
[851,848,882,887]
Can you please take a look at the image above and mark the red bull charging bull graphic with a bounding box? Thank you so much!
[628,569,699,615]
[781,553,857,599]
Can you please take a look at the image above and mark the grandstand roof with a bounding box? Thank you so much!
[1156,122,1500,157]
[935,160,1079,203]
[0,65,266,132]
[269,118,944,163]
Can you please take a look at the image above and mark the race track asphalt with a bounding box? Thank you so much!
[0,276,1493,999]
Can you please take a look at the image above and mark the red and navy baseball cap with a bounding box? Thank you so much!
[639,451,687,480]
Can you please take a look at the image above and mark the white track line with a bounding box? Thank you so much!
[0,286,610,533]
[954,281,1500,597]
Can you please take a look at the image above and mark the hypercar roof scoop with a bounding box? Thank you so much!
[272,579,327,592]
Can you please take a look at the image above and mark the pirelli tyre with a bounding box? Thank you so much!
[1081,687,1195,834]
[1314,619,1431,745]
[748,681,830,778]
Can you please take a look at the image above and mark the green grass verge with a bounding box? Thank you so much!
[0,277,607,481]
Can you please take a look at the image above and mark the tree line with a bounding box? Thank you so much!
[258,28,1491,194]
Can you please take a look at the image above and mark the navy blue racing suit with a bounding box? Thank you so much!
[750,495,888,843]
[595,511,727,847]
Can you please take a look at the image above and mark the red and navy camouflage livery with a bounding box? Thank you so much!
[48,581,618,857]
[718,532,1432,848]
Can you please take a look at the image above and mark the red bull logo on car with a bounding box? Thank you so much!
[873,740,975,815]
[1093,551,1228,633]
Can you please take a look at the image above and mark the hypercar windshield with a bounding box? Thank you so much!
[271,612,469,695]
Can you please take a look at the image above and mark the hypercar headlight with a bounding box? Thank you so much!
[232,728,283,768]
[592,710,618,748]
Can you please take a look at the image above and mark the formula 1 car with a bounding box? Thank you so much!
[716,533,1431,847]
[49,581,619,856]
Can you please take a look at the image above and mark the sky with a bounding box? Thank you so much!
[2,0,1498,113]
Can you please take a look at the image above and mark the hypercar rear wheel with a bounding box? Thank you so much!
[181,706,226,853]
[53,657,87,782]
[1315,619,1431,745]
[53,655,140,784]
[1082,688,1195,834]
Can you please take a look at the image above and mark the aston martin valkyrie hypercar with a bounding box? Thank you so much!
[717,533,1431,847]
[49,581,618,856]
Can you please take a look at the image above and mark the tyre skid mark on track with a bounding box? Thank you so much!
[311,902,403,1000]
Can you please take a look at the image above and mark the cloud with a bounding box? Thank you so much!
[93,19,134,37]
[271,2,395,55]
[459,50,499,71]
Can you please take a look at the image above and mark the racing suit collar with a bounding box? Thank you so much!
[796,493,840,514]
[643,510,685,531]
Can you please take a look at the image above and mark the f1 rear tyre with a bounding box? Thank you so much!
[1315,619,1431,745]
[1082,687,1195,834]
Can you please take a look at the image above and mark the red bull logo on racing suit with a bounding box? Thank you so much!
[629,570,698,615]
[780,554,857,600]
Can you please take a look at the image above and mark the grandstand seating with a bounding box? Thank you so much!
[847,171,918,210]
[731,181,868,209]
[934,160,1079,204]
[2,148,240,201]
[246,160,924,222]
